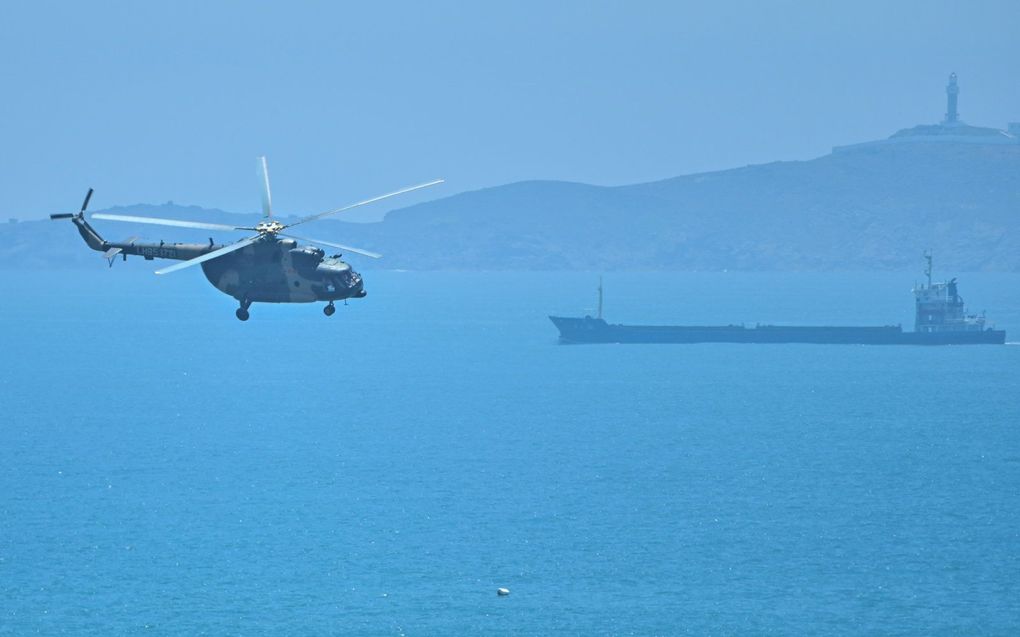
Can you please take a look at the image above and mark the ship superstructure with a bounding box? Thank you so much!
[913,252,988,334]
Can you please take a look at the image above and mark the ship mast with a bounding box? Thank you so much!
[597,276,604,320]
[924,250,933,287]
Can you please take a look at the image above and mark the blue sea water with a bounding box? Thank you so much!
[1,269,1018,636]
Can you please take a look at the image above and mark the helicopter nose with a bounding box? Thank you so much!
[351,278,366,297]
[349,272,366,297]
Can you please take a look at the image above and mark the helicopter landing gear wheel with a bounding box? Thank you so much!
[323,302,336,317]
[236,297,251,321]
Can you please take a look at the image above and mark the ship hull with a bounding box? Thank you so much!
[549,316,1006,345]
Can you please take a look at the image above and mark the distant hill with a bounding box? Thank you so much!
[4,143,1019,271]
[339,143,1019,271]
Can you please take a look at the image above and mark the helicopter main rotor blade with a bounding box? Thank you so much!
[279,233,382,259]
[92,213,249,232]
[284,179,444,229]
[257,156,273,218]
[154,236,260,275]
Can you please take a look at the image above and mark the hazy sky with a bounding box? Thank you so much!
[3,0,1019,220]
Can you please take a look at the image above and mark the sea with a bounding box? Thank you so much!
[1,269,1018,636]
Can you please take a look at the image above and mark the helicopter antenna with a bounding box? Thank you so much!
[257,156,273,218]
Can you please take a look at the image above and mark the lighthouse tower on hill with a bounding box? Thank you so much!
[833,73,1020,152]
[943,72,960,125]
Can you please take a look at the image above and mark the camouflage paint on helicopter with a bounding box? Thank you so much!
[203,241,363,305]
[52,158,442,321]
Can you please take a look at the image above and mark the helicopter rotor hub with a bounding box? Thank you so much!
[255,220,285,236]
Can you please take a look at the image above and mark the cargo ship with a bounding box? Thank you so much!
[549,257,1006,345]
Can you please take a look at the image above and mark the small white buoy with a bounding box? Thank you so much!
[497,588,510,596]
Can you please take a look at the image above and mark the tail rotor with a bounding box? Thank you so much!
[50,188,94,220]
[80,188,94,215]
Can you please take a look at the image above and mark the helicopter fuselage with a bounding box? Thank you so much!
[200,238,365,304]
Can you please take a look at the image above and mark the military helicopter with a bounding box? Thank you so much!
[52,157,442,320]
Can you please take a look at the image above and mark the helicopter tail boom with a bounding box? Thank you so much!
[69,213,108,252]
[54,210,223,265]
